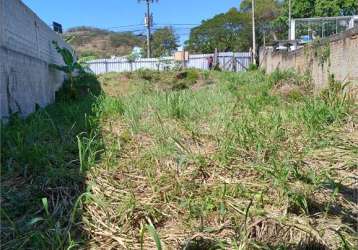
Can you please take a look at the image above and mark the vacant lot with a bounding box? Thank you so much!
[1,70,357,249]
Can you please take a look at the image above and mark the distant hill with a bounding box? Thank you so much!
[64,26,145,59]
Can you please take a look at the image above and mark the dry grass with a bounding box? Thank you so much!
[2,70,357,249]
[78,70,357,249]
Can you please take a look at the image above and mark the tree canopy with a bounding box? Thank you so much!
[185,0,357,54]
[150,27,179,57]
[185,1,281,53]
[274,0,358,39]
[185,8,251,53]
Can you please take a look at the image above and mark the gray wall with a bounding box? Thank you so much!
[0,0,72,119]
[260,27,358,91]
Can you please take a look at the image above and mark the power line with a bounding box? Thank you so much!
[108,24,144,29]
[153,23,199,26]
[64,23,200,33]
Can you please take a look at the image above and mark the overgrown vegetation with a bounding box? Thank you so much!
[1,69,357,249]
[311,38,331,67]
[1,74,102,249]
[51,41,83,98]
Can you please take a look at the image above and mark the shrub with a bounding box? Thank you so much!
[175,69,200,85]
[248,63,258,71]
[186,69,200,84]
[137,69,160,82]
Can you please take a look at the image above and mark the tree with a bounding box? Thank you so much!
[240,0,282,44]
[126,51,141,72]
[51,41,82,94]
[338,0,358,15]
[276,0,357,20]
[185,2,282,54]
[315,0,357,16]
[185,8,251,53]
[150,27,179,57]
[274,0,358,39]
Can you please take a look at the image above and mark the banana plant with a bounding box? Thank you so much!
[51,41,82,92]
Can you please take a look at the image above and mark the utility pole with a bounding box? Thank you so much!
[251,0,256,64]
[138,0,157,58]
[288,0,292,40]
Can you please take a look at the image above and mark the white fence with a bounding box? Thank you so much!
[87,52,252,75]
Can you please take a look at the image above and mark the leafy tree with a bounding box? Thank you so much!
[316,0,357,16]
[185,8,251,53]
[185,2,282,54]
[240,0,282,44]
[126,52,141,72]
[149,27,179,57]
[240,0,281,21]
[339,0,358,15]
[314,0,341,17]
[274,0,358,39]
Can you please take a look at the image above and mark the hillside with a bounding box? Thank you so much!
[64,26,145,59]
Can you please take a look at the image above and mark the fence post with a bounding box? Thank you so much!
[249,48,253,65]
[214,48,218,65]
[105,60,108,73]
[182,50,187,69]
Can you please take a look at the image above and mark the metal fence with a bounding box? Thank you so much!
[87,52,252,75]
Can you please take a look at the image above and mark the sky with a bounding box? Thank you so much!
[22,0,242,44]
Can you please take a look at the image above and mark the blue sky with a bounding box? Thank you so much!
[22,0,242,44]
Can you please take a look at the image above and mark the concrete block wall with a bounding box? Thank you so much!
[260,27,358,91]
[0,0,72,119]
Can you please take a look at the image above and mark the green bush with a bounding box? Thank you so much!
[248,63,258,71]
[185,69,200,84]
[137,69,160,82]
[174,69,200,86]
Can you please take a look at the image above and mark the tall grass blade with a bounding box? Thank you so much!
[146,222,162,250]
[42,198,49,216]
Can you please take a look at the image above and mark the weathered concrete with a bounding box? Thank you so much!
[260,27,358,91]
[0,0,72,119]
